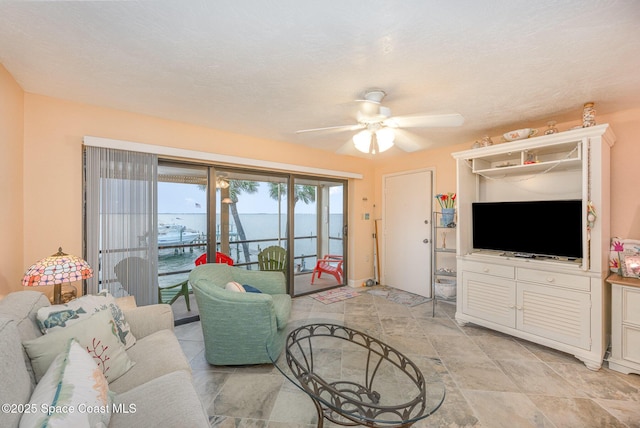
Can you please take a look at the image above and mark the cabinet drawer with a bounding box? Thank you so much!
[622,287,640,326]
[461,260,514,278]
[622,325,640,364]
[517,268,590,291]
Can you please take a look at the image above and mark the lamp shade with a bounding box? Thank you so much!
[353,130,372,153]
[23,247,93,287]
[352,128,395,154]
[375,128,395,152]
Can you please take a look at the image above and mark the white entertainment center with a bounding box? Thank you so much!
[452,124,615,370]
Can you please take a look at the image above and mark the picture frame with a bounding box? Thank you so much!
[620,252,640,279]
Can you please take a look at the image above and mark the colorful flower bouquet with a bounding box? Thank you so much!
[435,193,456,209]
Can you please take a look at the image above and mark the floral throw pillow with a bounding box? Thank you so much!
[24,310,135,383]
[19,339,113,428]
[36,289,136,349]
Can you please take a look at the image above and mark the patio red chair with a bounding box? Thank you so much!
[311,254,343,284]
[195,252,234,266]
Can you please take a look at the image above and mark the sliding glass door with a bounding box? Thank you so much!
[157,163,208,323]
[214,169,288,269]
[292,177,346,296]
[152,163,347,320]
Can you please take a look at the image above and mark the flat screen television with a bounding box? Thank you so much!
[472,200,583,259]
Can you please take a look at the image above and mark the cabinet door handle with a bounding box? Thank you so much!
[483,268,490,273]
[516,305,523,311]
[546,277,555,283]
[423,239,429,244]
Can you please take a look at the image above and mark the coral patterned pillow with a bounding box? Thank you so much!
[23,310,135,383]
[19,339,113,427]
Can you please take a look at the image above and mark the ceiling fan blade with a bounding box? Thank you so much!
[392,129,424,152]
[296,124,364,134]
[390,113,464,128]
[354,98,380,105]
[336,139,363,156]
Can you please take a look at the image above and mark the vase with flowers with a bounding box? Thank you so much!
[435,192,456,226]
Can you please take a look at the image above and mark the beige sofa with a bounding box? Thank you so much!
[0,291,209,428]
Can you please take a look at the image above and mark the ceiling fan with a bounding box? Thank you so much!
[296,89,464,154]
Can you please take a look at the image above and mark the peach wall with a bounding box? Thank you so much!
[6,81,639,298]
[0,65,24,297]
[372,111,640,250]
[600,109,640,238]
[21,94,376,292]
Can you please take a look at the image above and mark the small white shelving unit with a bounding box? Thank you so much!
[431,211,457,316]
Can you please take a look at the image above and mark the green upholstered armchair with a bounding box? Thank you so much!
[188,263,291,365]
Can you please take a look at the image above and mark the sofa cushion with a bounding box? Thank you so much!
[0,291,49,342]
[0,317,32,428]
[0,291,51,389]
[271,294,292,330]
[107,329,191,394]
[23,310,135,383]
[36,290,136,349]
[20,339,113,428]
[111,371,209,428]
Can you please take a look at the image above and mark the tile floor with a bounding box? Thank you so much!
[175,289,640,427]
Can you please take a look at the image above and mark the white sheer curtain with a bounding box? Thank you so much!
[85,146,158,306]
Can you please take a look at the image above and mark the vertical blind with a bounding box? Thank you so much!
[85,146,158,306]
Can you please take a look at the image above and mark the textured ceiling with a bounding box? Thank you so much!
[1,1,640,157]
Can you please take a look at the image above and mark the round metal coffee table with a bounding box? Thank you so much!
[268,323,445,427]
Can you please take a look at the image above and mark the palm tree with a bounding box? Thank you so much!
[267,183,316,205]
[268,183,316,267]
[225,180,258,264]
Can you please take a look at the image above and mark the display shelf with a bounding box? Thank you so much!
[471,141,582,177]
[435,269,457,277]
[432,212,457,314]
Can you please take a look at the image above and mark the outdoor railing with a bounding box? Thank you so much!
[158,234,343,282]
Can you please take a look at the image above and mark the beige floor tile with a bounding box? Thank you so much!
[176,288,635,427]
[444,358,520,392]
[496,360,585,397]
[429,335,488,361]
[471,335,539,361]
[463,390,554,428]
[211,373,284,419]
[529,395,629,428]
[594,398,640,428]
[550,363,640,401]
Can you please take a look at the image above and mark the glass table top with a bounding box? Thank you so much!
[268,320,445,427]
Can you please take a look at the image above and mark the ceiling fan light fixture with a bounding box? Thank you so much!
[375,127,395,152]
[353,130,373,153]
[352,127,395,154]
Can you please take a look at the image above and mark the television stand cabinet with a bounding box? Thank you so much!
[452,125,615,370]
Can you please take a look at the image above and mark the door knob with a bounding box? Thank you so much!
[423,239,429,244]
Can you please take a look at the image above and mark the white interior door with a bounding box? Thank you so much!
[383,170,433,297]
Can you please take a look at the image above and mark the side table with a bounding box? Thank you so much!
[606,274,640,375]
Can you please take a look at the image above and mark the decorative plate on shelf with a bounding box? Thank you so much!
[503,128,538,142]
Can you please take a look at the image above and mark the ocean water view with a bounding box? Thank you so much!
[158,213,344,285]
